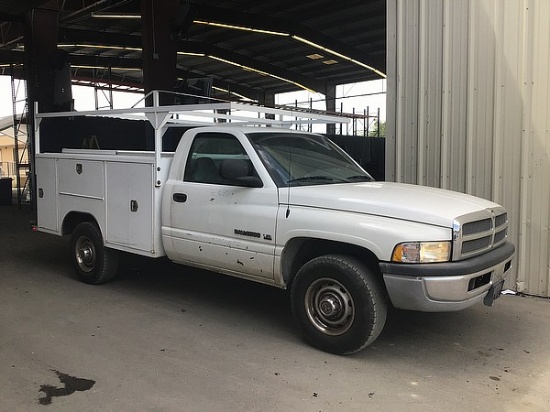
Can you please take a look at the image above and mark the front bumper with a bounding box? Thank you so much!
[379,242,515,312]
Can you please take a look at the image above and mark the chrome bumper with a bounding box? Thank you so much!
[379,242,515,312]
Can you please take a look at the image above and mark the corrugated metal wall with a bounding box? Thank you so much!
[386,0,550,297]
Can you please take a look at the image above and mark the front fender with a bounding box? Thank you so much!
[276,206,452,262]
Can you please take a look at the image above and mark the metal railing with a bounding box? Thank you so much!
[0,161,16,178]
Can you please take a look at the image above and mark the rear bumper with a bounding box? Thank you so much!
[379,242,515,312]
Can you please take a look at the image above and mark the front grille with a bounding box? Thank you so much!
[494,230,507,244]
[462,218,492,235]
[495,213,507,228]
[462,235,492,254]
[453,207,508,260]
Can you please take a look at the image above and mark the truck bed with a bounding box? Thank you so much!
[36,149,173,257]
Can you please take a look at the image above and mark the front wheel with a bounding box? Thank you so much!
[70,221,119,284]
[290,255,387,355]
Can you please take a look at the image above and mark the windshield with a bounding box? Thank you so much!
[247,132,374,187]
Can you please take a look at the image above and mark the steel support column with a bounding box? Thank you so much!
[141,0,179,105]
[24,6,59,209]
[25,7,58,115]
[260,91,276,121]
[325,84,336,135]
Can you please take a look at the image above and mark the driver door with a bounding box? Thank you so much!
[165,131,279,281]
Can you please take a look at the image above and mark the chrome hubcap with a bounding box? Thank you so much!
[75,236,96,273]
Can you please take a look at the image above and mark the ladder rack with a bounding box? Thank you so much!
[35,90,353,188]
[35,94,350,128]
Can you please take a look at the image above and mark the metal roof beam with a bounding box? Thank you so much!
[193,4,385,77]
[0,12,23,23]
[60,28,325,93]
[293,26,385,77]
[175,68,260,102]
[58,28,298,95]
[59,28,141,48]
[68,54,141,68]
[0,49,24,64]
[66,54,261,101]
[179,41,325,93]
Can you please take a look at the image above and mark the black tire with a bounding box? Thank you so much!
[290,254,387,355]
[70,221,119,284]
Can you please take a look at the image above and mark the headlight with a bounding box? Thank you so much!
[391,241,451,263]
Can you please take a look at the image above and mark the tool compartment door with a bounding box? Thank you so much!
[105,161,154,253]
[35,156,59,232]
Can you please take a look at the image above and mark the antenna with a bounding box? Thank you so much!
[286,141,292,218]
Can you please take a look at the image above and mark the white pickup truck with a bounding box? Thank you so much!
[34,96,515,354]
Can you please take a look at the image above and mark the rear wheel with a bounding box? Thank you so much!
[70,221,119,284]
[291,254,387,355]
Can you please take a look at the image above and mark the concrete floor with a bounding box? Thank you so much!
[1,204,549,412]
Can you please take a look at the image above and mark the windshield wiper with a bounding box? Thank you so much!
[346,175,375,182]
[287,176,345,184]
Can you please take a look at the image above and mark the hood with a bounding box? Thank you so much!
[282,182,500,228]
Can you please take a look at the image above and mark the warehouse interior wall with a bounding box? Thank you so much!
[386,0,550,297]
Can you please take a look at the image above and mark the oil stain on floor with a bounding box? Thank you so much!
[38,370,95,405]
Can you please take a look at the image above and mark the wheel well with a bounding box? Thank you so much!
[282,238,381,286]
[61,212,97,236]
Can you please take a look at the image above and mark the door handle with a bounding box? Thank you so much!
[173,193,187,203]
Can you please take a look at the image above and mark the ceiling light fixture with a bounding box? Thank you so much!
[91,12,141,19]
[193,20,289,37]
[207,55,313,92]
[211,85,254,102]
[58,43,142,52]
[177,51,206,57]
[72,65,142,71]
[306,53,324,60]
[191,19,385,78]
[292,35,386,78]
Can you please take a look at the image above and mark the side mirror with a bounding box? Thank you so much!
[219,159,263,188]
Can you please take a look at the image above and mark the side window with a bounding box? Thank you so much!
[184,132,256,185]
